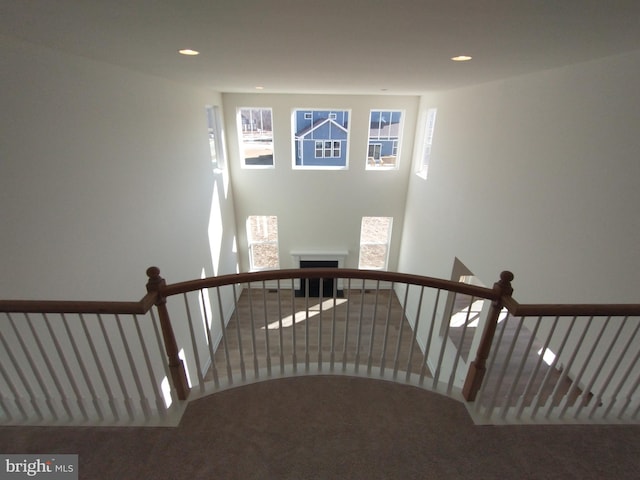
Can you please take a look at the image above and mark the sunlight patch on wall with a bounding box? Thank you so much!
[199,268,213,334]
[232,236,240,273]
[208,183,223,275]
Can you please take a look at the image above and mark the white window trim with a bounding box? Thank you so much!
[292,108,351,170]
[248,241,279,271]
[366,109,404,171]
[237,107,275,169]
[416,107,437,179]
[206,105,226,171]
[358,217,393,270]
[247,215,279,271]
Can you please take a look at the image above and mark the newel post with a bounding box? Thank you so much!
[146,266,190,401]
[462,270,514,401]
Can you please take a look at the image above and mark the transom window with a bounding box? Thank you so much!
[358,217,393,270]
[366,110,403,170]
[238,108,274,168]
[247,215,279,271]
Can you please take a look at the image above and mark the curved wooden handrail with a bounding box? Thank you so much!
[0,291,158,315]
[160,268,500,301]
[2,266,638,412]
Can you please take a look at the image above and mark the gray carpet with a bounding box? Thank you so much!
[0,376,638,479]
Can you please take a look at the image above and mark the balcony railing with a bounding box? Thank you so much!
[1,267,638,426]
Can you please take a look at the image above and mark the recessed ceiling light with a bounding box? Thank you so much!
[451,55,472,62]
[178,49,200,56]
[255,86,265,90]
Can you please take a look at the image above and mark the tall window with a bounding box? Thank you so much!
[247,215,279,270]
[366,110,403,170]
[358,217,393,270]
[417,108,437,179]
[238,108,274,167]
[293,109,350,168]
[206,105,225,170]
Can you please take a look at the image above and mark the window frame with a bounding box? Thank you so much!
[205,105,226,171]
[416,107,437,179]
[292,108,351,170]
[366,110,404,171]
[246,215,280,271]
[358,216,393,271]
[237,107,275,169]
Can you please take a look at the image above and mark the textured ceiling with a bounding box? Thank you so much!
[1,0,640,94]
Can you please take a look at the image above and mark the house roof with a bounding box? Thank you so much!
[369,123,400,138]
[295,117,349,138]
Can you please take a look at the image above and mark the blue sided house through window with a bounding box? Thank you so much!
[367,110,403,170]
[293,109,350,169]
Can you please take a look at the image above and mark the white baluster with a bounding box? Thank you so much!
[366,281,380,375]
[262,281,272,376]
[405,286,424,383]
[419,288,441,385]
[545,316,595,420]
[42,313,89,422]
[572,316,625,419]
[515,316,557,419]
[7,313,56,420]
[217,286,234,384]
[379,282,396,377]
[500,316,542,420]
[97,313,134,422]
[115,314,150,421]
[132,313,166,417]
[247,283,260,377]
[184,292,205,393]
[80,313,118,422]
[232,283,247,380]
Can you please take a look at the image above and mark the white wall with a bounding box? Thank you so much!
[0,34,239,301]
[399,50,640,304]
[222,93,418,272]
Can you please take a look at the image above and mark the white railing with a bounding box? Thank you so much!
[468,301,640,424]
[160,268,498,404]
[1,267,638,426]
[0,291,184,426]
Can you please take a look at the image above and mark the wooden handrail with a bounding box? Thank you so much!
[0,292,158,315]
[2,266,637,408]
[502,296,640,317]
[160,268,500,301]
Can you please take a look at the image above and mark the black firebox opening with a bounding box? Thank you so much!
[295,260,344,297]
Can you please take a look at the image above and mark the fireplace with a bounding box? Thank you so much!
[291,251,347,298]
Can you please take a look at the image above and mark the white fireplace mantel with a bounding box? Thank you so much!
[291,250,348,267]
[290,250,348,291]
